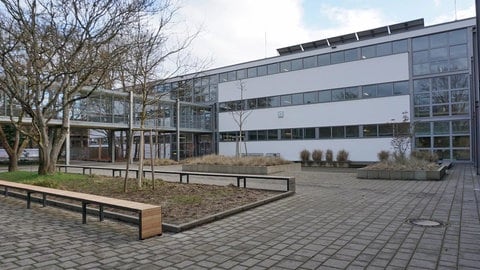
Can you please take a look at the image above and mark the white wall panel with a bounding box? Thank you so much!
[218,53,409,101]
[219,138,393,161]
[219,95,410,131]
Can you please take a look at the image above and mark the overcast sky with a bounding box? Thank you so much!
[174,0,475,70]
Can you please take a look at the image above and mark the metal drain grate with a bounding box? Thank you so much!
[406,218,445,228]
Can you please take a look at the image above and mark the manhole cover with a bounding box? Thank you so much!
[406,218,445,228]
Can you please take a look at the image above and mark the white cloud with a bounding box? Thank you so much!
[430,3,475,24]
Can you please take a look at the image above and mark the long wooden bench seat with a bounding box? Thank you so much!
[0,180,162,240]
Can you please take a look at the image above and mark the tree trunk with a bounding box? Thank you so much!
[138,130,144,188]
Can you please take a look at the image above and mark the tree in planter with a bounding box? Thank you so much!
[300,149,310,165]
[391,111,413,162]
[230,80,252,157]
[312,149,323,165]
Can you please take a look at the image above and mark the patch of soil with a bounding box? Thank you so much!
[57,176,281,224]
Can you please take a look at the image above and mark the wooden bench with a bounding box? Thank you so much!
[0,180,162,240]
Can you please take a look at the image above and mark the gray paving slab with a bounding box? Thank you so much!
[0,163,479,269]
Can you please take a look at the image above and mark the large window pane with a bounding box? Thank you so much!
[236,69,247,80]
[452,120,469,134]
[392,39,408,53]
[453,136,469,147]
[415,122,431,135]
[318,54,330,66]
[414,79,430,92]
[281,129,292,140]
[413,51,429,64]
[412,36,429,51]
[432,91,449,104]
[361,45,376,59]
[227,71,236,81]
[449,29,467,45]
[257,130,267,140]
[267,129,278,140]
[429,32,448,48]
[248,131,257,141]
[363,125,377,137]
[291,93,303,105]
[280,95,292,106]
[394,81,409,95]
[346,126,359,138]
[450,58,468,71]
[267,63,279,74]
[344,49,359,61]
[376,42,392,56]
[453,149,469,160]
[414,93,430,105]
[432,105,449,116]
[319,127,331,138]
[292,128,303,140]
[416,137,431,147]
[378,124,393,137]
[432,76,449,91]
[433,121,449,134]
[450,44,467,58]
[430,47,448,61]
[377,83,393,97]
[280,61,291,72]
[450,74,468,89]
[291,59,303,71]
[434,136,450,147]
[257,97,267,108]
[332,126,345,138]
[331,51,345,64]
[267,96,280,107]
[257,65,267,76]
[451,103,469,115]
[247,67,257,78]
[304,92,318,104]
[304,128,316,139]
[345,87,359,100]
[304,56,317,68]
[414,106,430,117]
[331,89,345,101]
[318,90,331,102]
[362,85,377,98]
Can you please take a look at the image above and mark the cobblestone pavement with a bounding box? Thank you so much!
[1,164,479,269]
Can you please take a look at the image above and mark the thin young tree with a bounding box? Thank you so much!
[0,0,156,174]
[231,80,252,157]
[118,1,200,189]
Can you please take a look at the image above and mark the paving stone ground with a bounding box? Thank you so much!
[0,164,479,269]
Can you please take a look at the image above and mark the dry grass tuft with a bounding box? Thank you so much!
[365,157,440,171]
[184,154,291,166]
[143,158,179,166]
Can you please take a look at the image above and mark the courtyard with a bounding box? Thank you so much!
[0,164,479,269]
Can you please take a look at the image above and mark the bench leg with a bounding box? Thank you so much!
[99,205,104,222]
[42,194,47,207]
[237,177,240,187]
[186,175,189,184]
[27,192,32,209]
[82,202,88,224]
[243,177,246,188]
[4,187,7,197]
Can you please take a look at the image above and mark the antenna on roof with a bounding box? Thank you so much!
[454,0,457,20]
[264,32,267,58]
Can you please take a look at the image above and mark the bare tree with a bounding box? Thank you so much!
[231,80,252,157]
[117,1,200,189]
[0,0,156,174]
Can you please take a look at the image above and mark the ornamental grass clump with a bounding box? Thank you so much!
[336,149,349,163]
[377,150,390,162]
[184,155,290,166]
[325,149,334,164]
[300,149,310,164]
[312,149,323,164]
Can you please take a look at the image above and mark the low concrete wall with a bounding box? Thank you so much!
[357,165,447,180]
[182,163,300,175]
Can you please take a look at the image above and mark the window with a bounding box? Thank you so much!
[257,97,267,108]
[291,93,303,105]
[414,79,430,92]
[450,44,467,58]
[267,63,279,75]
[267,129,278,140]
[393,81,409,95]
[318,90,331,102]
[412,36,429,51]
[361,45,376,59]
[267,96,280,107]
[330,51,345,64]
[344,49,359,61]
[304,92,318,104]
[414,106,430,117]
[227,71,236,81]
[451,103,469,115]
[376,43,392,56]
[281,129,292,140]
[449,29,467,45]
[280,95,292,106]
[247,99,257,109]
[452,120,469,134]
[319,127,331,138]
[451,74,468,89]
[346,126,359,138]
[363,125,377,137]
[257,65,267,76]
[247,67,257,78]
[432,105,449,116]
[453,136,469,147]
[434,136,450,147]
[392,39,408,53]
[248,131,257,141]
[236,69,247,80]
[331,89,345,101]
[415,122,431,135]
[430,47,448,61]
[210,74,219,84]
[362,85,377,98]
[304,56,317,68]
[378,124,393,137]
[318,54,330,66]
[332,126,345,138]
[377,83,393,97]
[304,128,316,139]
[291,59,303,71]
[416,137,431,147]
[219,73,228,82]
[430,32,448,48]
[257,130,267,140]
[345,87,359,100]
[292,128,303,140]
[433,121,449,135]
[280,61,291,72]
